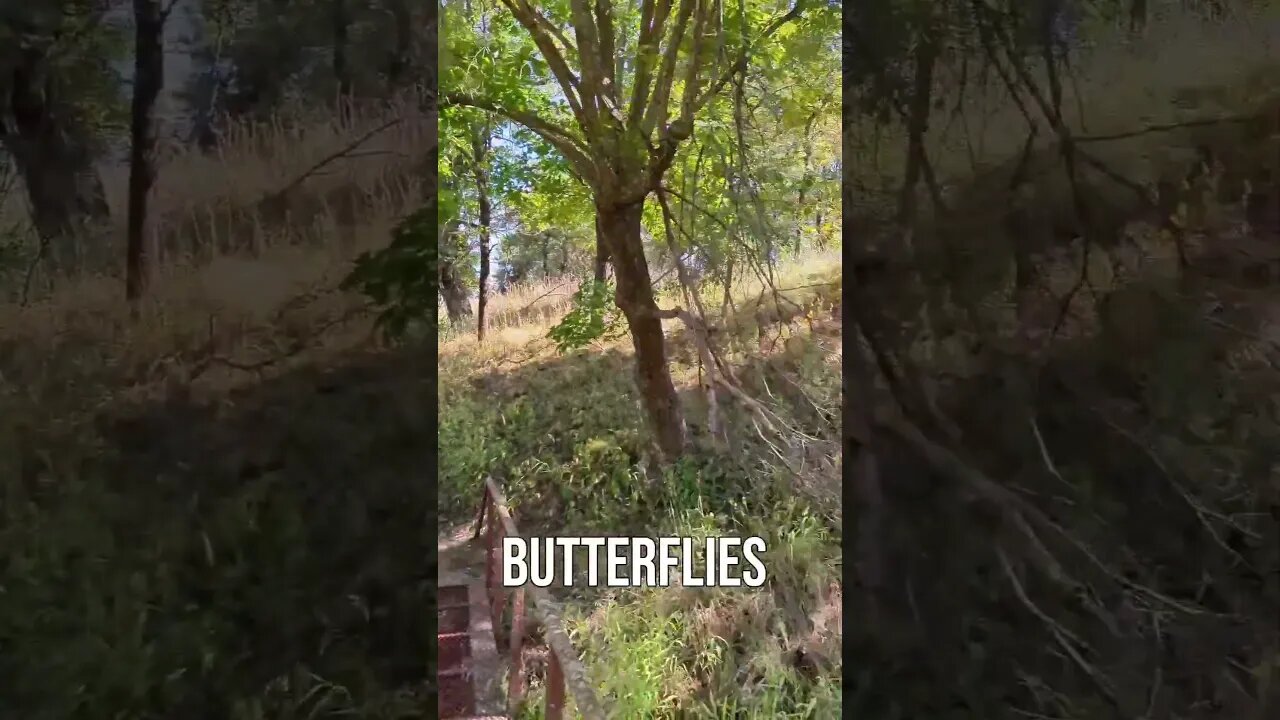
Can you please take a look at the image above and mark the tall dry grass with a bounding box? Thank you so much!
[0,94,432,407]
[848,2,1280,202]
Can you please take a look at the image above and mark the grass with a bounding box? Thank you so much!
[439,247,843,719]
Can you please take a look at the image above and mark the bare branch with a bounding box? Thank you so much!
[997,549,1124,713]
[262,117,404,204]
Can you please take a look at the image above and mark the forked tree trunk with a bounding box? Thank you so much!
[598,199,686,460]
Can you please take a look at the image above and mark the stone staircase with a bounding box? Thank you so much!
[438,528,507,719]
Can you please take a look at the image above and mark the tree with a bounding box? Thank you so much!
[467,120,493,340]
[126,0,172,303]
[332,0,352,99]
[0,2,117,269]
[438,219,473,323]
[444,0,818,460]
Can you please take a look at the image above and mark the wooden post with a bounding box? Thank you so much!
[484,510,497,594]
[546,650,566,720]
[473,489,488,539]
[491,527,508,637]
[508,588,527,705]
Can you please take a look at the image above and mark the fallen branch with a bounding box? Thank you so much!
[1074,112,1265,145]
[875,403,1208,617]
[516,280,573,314]
[260,117,406,206]
[1079,400,1262,568]
[998,548,1123,713]
[187,303,372,381]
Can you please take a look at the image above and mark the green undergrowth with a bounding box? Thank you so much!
[0,348,434,719]
[440,271,843,718]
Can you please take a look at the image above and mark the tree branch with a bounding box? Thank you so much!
[495,0,589,128]
[441,94,598,183]
[641,0,696,137]
[628,0,673,127]
[686,0,809,121]
[568,0,605,131]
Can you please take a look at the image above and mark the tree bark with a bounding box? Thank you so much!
[126,0,166,303]
[1,49,110,272]
[598,199,686,460]
[593,214,611,283]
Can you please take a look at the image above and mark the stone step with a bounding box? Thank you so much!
[437,581,507,719]
[438,669,477,718]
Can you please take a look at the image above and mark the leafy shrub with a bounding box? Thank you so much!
[342,200,435,340]
[546,278,627,353]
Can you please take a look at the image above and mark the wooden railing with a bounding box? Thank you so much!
[473,477,608,720]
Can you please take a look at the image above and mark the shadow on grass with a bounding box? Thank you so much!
[1,345,435,719]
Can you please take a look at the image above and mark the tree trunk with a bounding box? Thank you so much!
[439,220,473,323]
[385,0,413,87]
[796,116,816,257]
[795,182,806,257]
[439,262,473,323]
[333,0,352,99]
[598,199,686,460]
[593,214,611,283]
[126,0,166,303]
[897,27,937,239]
[722,255,734,316]
[2,49,110,272]
[1129,0,1147,36]
[471,127,492,341]
[848,320,887,624]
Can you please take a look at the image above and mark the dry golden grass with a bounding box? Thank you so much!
[438,247,842,371]
[848,4,1280,197]
[1,91,430,285]
[0,96,431,409]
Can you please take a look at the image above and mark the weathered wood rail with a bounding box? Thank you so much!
[473,477,608,720]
